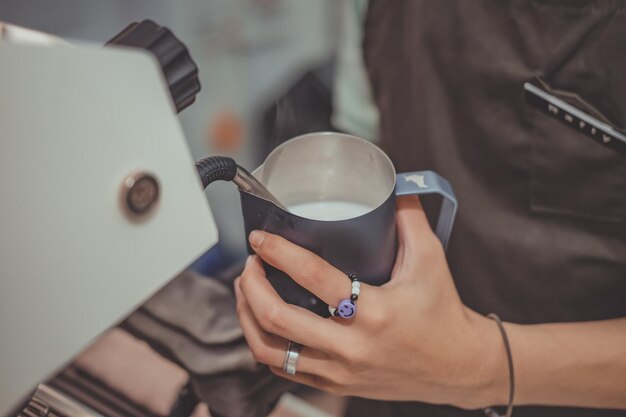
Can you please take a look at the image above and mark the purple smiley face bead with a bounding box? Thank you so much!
[336,299,356,319]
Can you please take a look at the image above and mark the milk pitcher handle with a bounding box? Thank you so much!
[395,171,458,250]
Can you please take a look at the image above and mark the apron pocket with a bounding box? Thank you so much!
[529,106,626,223]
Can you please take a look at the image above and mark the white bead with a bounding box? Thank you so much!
[352,281,360,288]
[328,305,337,315]
[352,286,360,297]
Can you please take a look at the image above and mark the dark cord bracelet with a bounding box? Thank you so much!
[483,313,515,417]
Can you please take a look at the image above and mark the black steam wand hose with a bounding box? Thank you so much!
[195,156,288,211]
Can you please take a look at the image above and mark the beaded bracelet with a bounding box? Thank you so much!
[328,273,359,319]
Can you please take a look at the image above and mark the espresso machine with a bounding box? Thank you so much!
[0,21,218,416]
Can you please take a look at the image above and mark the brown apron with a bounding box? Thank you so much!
[348,1,626,416]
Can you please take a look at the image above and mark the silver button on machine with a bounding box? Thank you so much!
[121,172,160,220]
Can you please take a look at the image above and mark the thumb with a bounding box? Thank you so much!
[386,196,434,284]
[396,195,436,251]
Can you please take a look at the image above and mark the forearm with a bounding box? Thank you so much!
[480,316,626,409]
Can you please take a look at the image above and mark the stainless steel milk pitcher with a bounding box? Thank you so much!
[198,132,457,316]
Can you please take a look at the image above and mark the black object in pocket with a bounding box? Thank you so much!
[524,79,626,158]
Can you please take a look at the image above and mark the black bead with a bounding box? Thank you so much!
[351,294,358,302]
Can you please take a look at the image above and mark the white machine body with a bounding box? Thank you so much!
[0,29,218,415]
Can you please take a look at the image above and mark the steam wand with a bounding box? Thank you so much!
[196,156,288,211]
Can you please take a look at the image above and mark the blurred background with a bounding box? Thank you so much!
[0,0,345,267]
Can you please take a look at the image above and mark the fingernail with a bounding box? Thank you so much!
[249,230,265,248]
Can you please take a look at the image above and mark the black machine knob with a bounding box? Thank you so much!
[106,20,201,113]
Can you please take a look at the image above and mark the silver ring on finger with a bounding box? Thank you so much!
[283,341,302,375]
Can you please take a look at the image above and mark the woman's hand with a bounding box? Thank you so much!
[234,196,508,409]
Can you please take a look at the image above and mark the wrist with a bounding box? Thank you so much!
[460,309,512,409]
